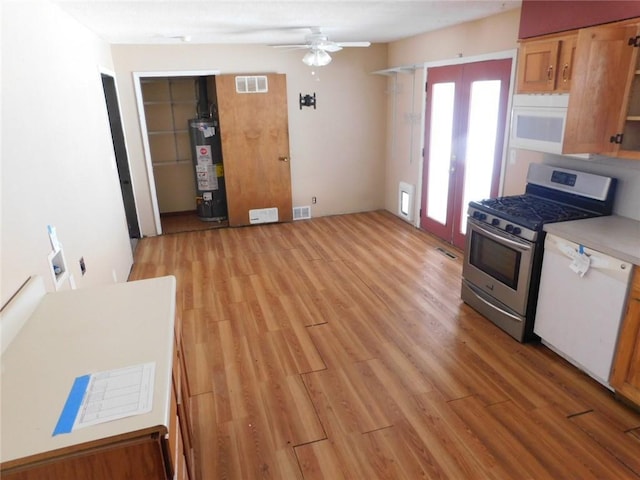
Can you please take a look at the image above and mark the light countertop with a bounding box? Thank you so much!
[0,276,176,466]
[543,215,640,265]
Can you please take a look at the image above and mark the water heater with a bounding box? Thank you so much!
[188,117,227,221]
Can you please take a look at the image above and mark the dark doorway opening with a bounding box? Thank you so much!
[101,73,141,239]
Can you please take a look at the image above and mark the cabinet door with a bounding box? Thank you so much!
[610,267,640,408]
[616,36,640,159]
[556,36,577,93]
[2,436,169,480]
[516,39,560,92]
[563,24,639,154]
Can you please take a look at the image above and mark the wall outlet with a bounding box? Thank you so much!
[312,196,317,204]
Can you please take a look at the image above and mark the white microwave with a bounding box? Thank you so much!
[509,94,590,159]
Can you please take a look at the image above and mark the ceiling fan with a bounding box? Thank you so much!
[271,28,371,67]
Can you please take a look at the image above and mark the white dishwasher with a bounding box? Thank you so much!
[534,233,633,389]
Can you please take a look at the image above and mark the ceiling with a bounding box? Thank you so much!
[52,1,521,46]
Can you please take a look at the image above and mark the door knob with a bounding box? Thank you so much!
[279,156,289,162]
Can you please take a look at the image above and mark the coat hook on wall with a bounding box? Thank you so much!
[299,93,316,110]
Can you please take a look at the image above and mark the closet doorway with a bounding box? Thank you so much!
[137,73,223,234]
[101,72,141,242]
[135,71,293,235]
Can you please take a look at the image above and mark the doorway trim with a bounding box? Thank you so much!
[132,69,220,235]
[412,49,517,229]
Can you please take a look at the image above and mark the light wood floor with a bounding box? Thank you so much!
[130,210,640,479]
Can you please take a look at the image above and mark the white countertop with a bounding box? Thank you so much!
[543,215,640,265]
[0,276,176,465]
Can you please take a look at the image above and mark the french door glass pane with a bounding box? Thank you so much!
[427,82,455,225]
[460,80,501,234]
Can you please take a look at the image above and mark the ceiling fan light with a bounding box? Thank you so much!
[302,49,332,67]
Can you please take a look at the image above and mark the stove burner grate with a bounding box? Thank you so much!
[478,195,594,225]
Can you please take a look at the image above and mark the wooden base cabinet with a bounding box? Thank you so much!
[611,267,640,408]
[171,334,195,480]
[2,433,172,480]
[0,277,189,480]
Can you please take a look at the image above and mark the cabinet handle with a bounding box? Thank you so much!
[547,65,554,81]
[609,133,624,144]
[628,36,640,47]
[561,64,569,83]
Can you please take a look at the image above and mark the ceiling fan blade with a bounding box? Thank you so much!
[270,44,310,49]
[270,28,371,58]
[335,41,372,48]
[320,43,343,53]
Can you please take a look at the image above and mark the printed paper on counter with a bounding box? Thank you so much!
[53,362,155,435]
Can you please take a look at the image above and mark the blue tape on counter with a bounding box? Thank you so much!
[53,374,90,436]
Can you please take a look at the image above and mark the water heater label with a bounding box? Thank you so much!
[196,145,213,166]
[196,165,218,190]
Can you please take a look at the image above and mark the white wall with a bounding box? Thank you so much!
[110,43,389,235]
[1,1,134,305]
[383,9,521,223]
[507,147,640,220]
[526,151,640,220]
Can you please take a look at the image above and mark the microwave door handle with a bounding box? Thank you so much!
[472,221,532,252]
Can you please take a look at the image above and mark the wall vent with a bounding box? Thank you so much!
[293,206,311,220]
[235,76,268,94]
[249,207,278,224]
[436,247,457,259]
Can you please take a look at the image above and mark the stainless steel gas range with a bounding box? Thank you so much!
[461,163,617,342]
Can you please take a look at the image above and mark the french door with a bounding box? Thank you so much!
[420,59,511,249]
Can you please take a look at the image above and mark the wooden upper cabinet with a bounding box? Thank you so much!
[563,22,640,156]
[617,33,640,159]
[610,267,640,408]
[516,34,577,93]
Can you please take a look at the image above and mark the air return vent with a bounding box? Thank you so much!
[235,76,268,94]
[293,206,311,220]
[249,207,278,224]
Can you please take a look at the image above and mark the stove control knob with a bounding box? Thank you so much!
[505,224,514,232]
[477,212,487,220]
[512,227,522,235]
[491,218,500,226]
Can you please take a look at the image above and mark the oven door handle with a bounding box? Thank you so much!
[466,282,523,323]
[469,219,532,252]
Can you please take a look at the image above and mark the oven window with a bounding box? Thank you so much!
[469,231,521,289]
